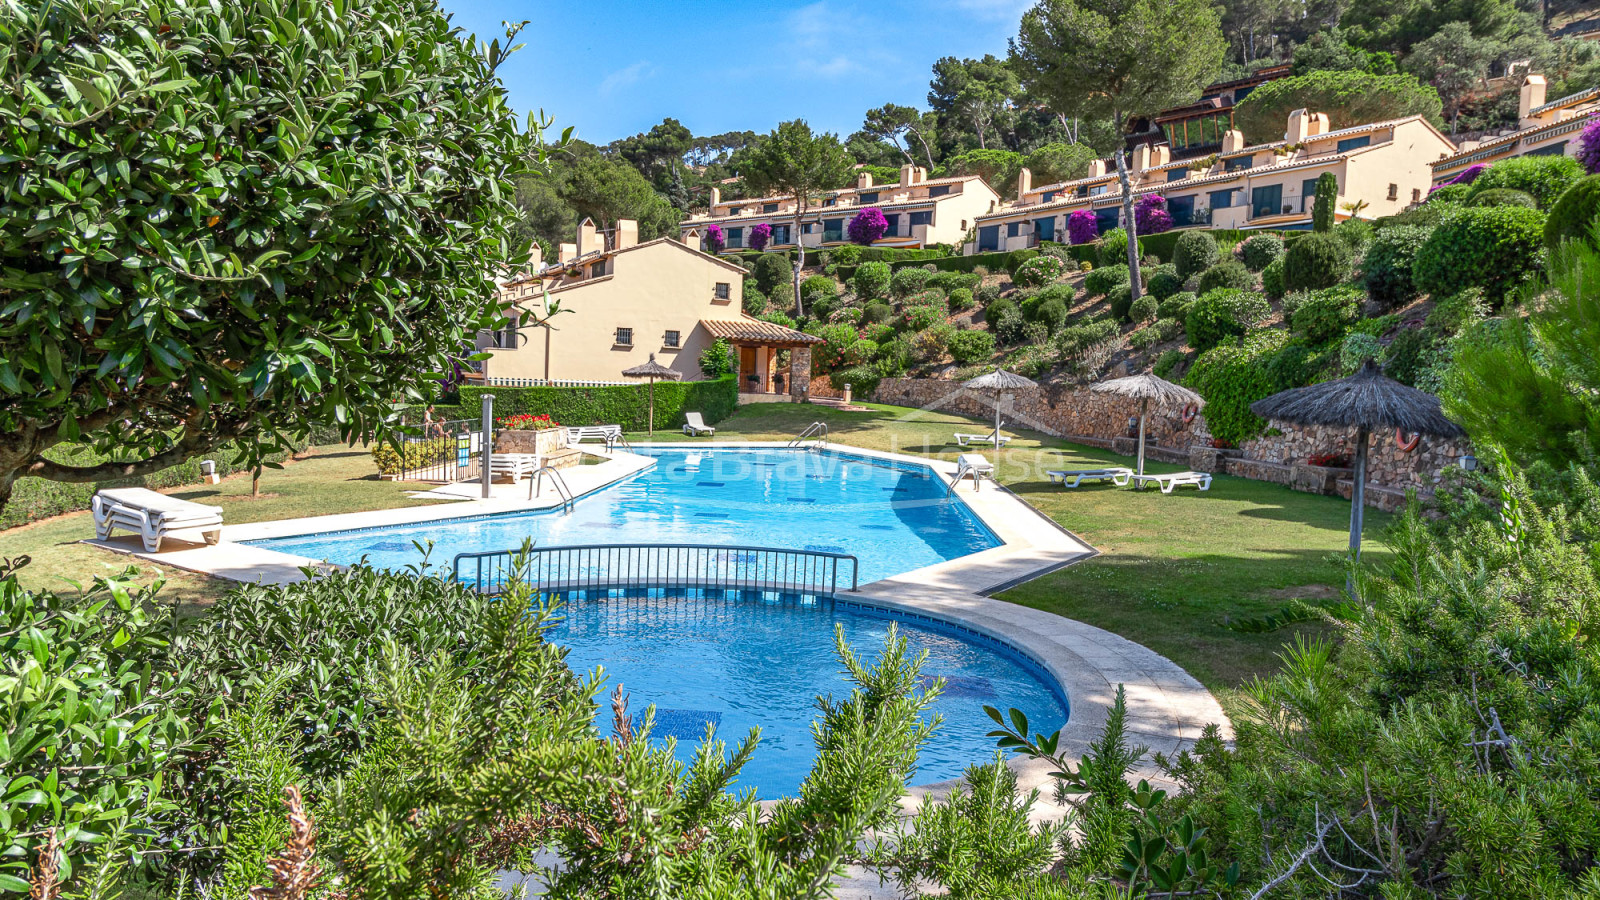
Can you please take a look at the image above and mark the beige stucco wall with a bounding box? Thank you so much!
[484,241,743,383]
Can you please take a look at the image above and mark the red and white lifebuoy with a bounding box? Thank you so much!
[1181,403,1199,424]
[1395,428,1421,453]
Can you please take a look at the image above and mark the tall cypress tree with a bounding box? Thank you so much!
[1313,172,1339,232]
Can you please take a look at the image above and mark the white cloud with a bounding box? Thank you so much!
[599,60,656,96]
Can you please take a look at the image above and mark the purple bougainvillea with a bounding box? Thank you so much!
[847,207,889,245]
[749,222,772,252]
[1135,195,1173,234]
[704,224,726,254]
[1067,209,1099,245]
[1429,162,1487,194]
[1578,113,1600,175]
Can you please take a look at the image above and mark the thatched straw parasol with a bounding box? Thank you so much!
[962,369,1038,451]
[622,354,682,435]
[1090,373,1204,479]
[1251,359,1465,562]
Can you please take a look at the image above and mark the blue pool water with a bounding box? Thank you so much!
[248,448,1068,795]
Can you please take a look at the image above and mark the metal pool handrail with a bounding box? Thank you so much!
[787,421,828,449]
[452,543,861,597]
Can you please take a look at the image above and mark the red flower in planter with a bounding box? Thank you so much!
[1208,437,1234,449]
[1308,452,1351,468]
[498,413,562,430]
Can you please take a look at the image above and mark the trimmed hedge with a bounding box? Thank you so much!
[2,439,307,530]
[1362,224,1432,306]
[1173,231,1220,279]
[1545,174,1600,250]
[1281,231,1351,292]
[1186,289,1271,353]
[1413,205,1546,303]
[460,376,738,433]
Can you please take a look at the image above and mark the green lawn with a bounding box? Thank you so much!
[1,403,1383,690]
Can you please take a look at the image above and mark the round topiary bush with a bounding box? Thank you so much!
[1465,155,1584,209]
[853,261,891,300]
[1281,231,1352,293]
[947,287,976,312]
[1362,224,1432,307]
[1470,188,1538,209]
[1197,259,1254,295]
[1014,254,1066,288]
[1145,264,1181,300]
[1004,248,1040,276]
[830,244,865,266]
[903,304,943,331]
[975,282,1002,306]
[1036,297,1070,332]
[1098,228,1130,268]
[1288,285,1362,344]
[1157,292,1195,322]
[742,281,768,315]
[1084,263,1130,297]
[1426,183,1473,206]
[1173,230,1220,280]
[1238,234,1285,272]
[947,329,997,365]
[985,297,1019,324]
[1129,294,1159,324]
[862,300,894,325]
[1108,283,1135,322]
[993,310,1029,345]
[1261,256,1286,298]
[1544,173,1600,251]
[800,274,837,305]
[1185,288,1271,352]
[1037,282,1077,307]
[750,253,793,296]
[1413,205,1546,303]
[891,266,934,298]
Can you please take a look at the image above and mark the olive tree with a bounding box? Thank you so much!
[0,0,550,512]
[1011,0,1225,301]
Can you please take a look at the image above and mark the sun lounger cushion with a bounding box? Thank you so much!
[954,432,1011,447]
[1129,471,1213,493]
[92,488,224,553]
[1046,467,1133,488]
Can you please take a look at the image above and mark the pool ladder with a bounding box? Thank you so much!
[787,422,828,450]
[529,464,576,513]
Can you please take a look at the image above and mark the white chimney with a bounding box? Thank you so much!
[616,218,638,250]
[1017,167,1033,198]
[900,164,915,187]
[857,170,874,189]
[1519,74,1548,126]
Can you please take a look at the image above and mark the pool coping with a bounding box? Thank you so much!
[82,438,1231,808]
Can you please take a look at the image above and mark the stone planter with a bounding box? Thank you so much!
[495,427,567,456]
[1188,446,1239,474]
[1291,463,1351,496]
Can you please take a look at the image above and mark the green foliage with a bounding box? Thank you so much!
[903,304,943,332]
[461,378,736,433]
[1186,289,1270,353]
[1362,223,1432,306]
[1026,142,1099,186]
[369,438,455,476]
[830,244,865,266]
[801,274,839,305]
[1157,291,1196,322]
[1427,287,1488,335]
[1312,172,1339,232]
[1128,326,1163,350]
[1129,295,1159,325]
[1145,264,1183,299]
[0,0,538,510]
[1339,331,1383,371]
[751,252,795,296]
[947,287,976,312]
[701,338,738,378]
[1470,187,1538,208]
[974,282,1002,306]
[910,324,957,363]
[1281,231,1352,292]
[1333,215,1372,251]
[1152,349,1186,380]
[1543,173,1600,250]
[1097,228,1131,269]
[1231,70,1443,143]
[947,330,998,365]
[944,148,1025,197]
[1237,234,1285,272]
[993,310,1030,345]
[1413,205,1546,303]
[1173,230,1220,279]
[1261,255,1286,298]
[1289,285,1363,344]
[1013,254,1066,288]
[1109,283,1135,322]
[1085,263,1131,297]
[1036,297,1071,332]
[1003,249,1041,277]
[891,266,935,298]
[854,261,893,300]
[985,297,1020,324]
[1381,326,1439,386]
[742,280,769,315]
[1465,154,1584,209]
[831,365,882,397]
[863,300,894,324]
[1186,331,1289,444]
[1196,259,1254,295]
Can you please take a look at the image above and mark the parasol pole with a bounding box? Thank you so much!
[1349,425,1368,561]
[1136,397,1148,478]
[994,387,1003,453]
[648,376,655,436]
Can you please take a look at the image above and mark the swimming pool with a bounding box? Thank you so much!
[250,447,1002,584]
[247,447,1068,795]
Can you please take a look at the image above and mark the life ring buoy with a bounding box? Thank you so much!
[1395,428,1421,453]
[1181,403,1199,424]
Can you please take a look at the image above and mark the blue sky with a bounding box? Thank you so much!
[439,0,1033,146]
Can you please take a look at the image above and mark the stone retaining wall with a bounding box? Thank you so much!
[872,377,1470,511]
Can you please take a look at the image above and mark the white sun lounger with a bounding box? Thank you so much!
[683,412,715,436]
[1046,467,1133,488]
[566,425,622,449]
[952,453,995,490]
[1130,471,1213,493]
[953,430,1011,447]
[489,453,541,483]
[92,488,224,552]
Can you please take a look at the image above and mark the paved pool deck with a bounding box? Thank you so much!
[84,437,1231,895]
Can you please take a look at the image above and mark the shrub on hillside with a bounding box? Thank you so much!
[1261,256,1286,298]
[947,287,976,312]
[1281,231,1352,292]
[1036,282,1077,307]
[910,324,956,363]
[1129,294,1159,324]
[930,270,979,294]
[1186,289,1270,352]
[1426,287,1488,334]
[1470,188,1538,208]
[1237,233,1285,271]
[1097,228,1130,268]
[875,337,911,373]
[1173,230,1220,279]
[1067,208,1099,244]
[750,252,793,296]
[1084,263,1130,297]
[1427,183,1473,205]
[1157,292,1196,322]
[1014,254,1066,288]
[1362,224,1432,307]
[1413,205,1545,303]
[1197,259,1254,295]
[993,310,1029,345]
[1339,331,1382,372]
[830,365,881,397]
[742,281,768,315]
[1003,248,1040,275]
[800,274,837,305]
[830,244,865,265]
[891,266,934,298]
[1108,283,1134,322]
[985,297,1019,323]
[1153,348,1186,380]
[948,329,997,365]
[1544,174,1600,250]
[1185,330,1289,445]
[1465,155,1583,209]
[1145,264,1181,299]
[974,282,1002,305]
[1036,297,1070,332]
[862,300,893,324]
[853,261,892,300]
[1333,217,1372,251]
[1381,326,1438,386]
[1128,327,1164,350]
[1289,285,1362,344]
[902,304,943,332]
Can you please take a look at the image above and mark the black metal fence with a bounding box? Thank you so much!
[452,543,860,598]
[396,418,483,483]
